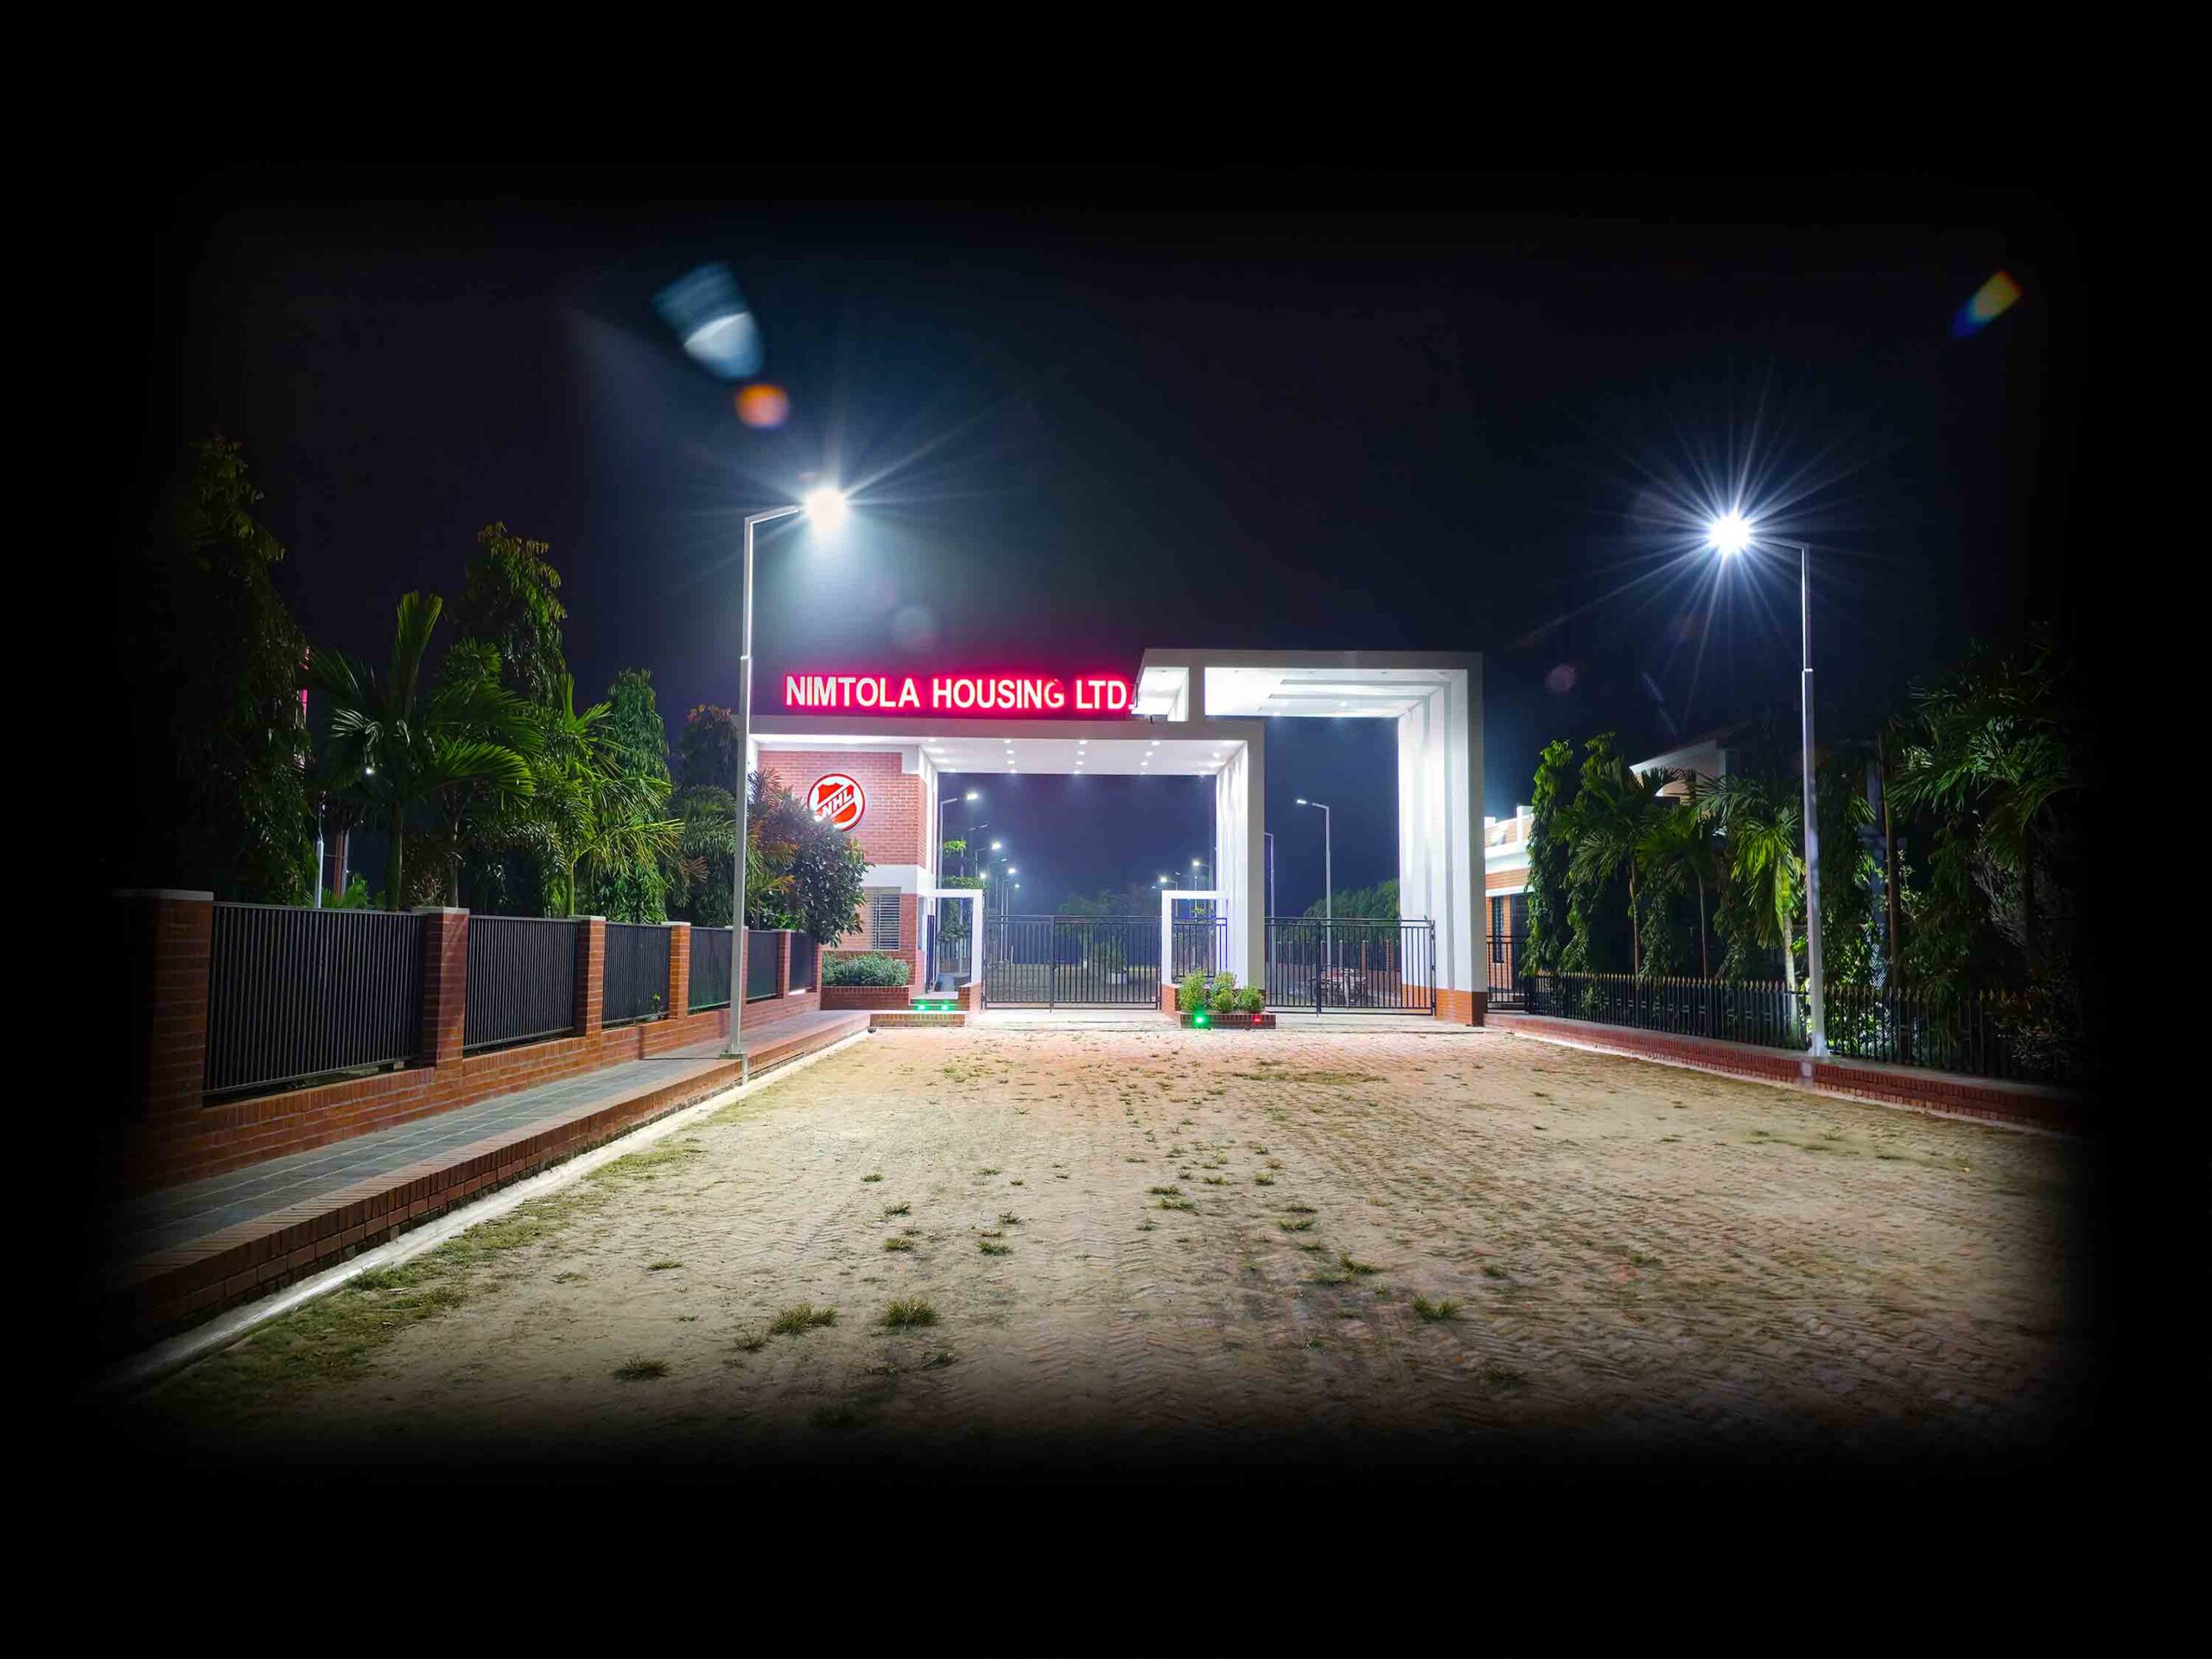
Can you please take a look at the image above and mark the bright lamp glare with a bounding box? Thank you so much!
[1708,511,1753,557]
[804,486,848,529]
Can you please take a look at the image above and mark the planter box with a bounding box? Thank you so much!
[820,982,913,1011]
[1177,1012,1276,1029]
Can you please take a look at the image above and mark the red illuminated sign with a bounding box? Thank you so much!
[808,772,867,830]
[783,674,1130,715]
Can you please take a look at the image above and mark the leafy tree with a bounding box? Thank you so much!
[1301,879,1400,919]
[581,670,676,922]
[311,593,538,909]
[121,437,316,900]
[1634,785,1725,978]
[743,770,868,939]
[524,676,677,919]
[1564,740,1673,977]
[1524,739,1577,974]
[1700,771,1804,1007]
[678,704,743,793]
[453,523,568,708]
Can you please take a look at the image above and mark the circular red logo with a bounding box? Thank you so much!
[807,772,867,831]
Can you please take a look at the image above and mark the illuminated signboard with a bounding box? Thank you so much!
[783,674,1131,715]
[808,772,867,830]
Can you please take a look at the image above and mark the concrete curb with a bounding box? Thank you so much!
[87,1029,870,1402]
[1493,1026,2078,1139]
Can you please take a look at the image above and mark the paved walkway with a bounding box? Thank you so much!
[103,1011,859,1270]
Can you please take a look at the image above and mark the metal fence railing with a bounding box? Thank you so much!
[689,926,733,1011]
[601,923,671,1026]
[1515,973,2061,1083]
[986,916,1169,1007]
[463,916,580,1052]
[204,904,425,1098]
[1169,918,1229,984]
[1264,918,1436,1013]
[743,929,782,1001]
[787,931,817,993]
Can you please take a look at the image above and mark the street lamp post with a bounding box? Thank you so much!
[1296,798,1332,991]
[938,791,981,877]
[1263,831,1275,919]
[1708,512,1827,1057]
[726,486,846,1070]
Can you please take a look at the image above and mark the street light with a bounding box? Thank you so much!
[938,791,982,877]
[1294,799,1332,922]
[1708,512,1827,1058]
[725,484,847,1068]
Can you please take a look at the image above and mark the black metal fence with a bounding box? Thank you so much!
[601,923,671,1026]
[463,916,580,1052]
[1520,972,1802,1047]
[689,926,733,1012]
[1487,931,1527,1010]
[1264,918,1436,1013]
[204,904,425,1097]
[986,915,1167,1007]
[1169,918,1229,983]
[787,931,817,993]
[1515,972,2057,1083]
[744,929,780,1001]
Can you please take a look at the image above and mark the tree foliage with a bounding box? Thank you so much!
[1523,739,1577,974]
[124,437,316,901]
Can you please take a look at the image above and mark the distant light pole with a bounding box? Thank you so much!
[1264,830,1276,918]
[938,791,981,877]
[726,484,846,1068]
[1297,797,1333,989]
[1294,799,1332,921]
[1709,510,1826,1057]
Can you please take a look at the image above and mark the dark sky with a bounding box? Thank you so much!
[116,166,2084,915]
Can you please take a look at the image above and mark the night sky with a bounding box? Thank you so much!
[113,166,2083,916]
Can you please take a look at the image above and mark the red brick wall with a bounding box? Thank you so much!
[118,891,214,1123]
[418,909,468,1066]
[757,749,928,868]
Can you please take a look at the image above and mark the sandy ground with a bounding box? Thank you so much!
[130,1026,2089,1469]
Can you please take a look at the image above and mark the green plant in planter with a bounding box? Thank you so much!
[1236,987,1265,1015]
[1206,971,1241,1015]
[823,952,911,987]
[1178,972,1207,1014]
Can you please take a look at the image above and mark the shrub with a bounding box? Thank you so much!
[1236,987,1265,1014]
[1206,970,1242,1015]
[823,952,910,987]
[1177,971,1207,1013]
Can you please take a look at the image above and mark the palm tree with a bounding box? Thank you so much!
[1888,630,2085,977]
[1635,779,1726,978]
[312,593,537,908]
[1566,753,1675,976]
[1700,772,1804,1010]
[535,676,678,918]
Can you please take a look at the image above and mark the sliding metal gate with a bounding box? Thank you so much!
[984,915,1170,1007]
[1265,918,1437,1013]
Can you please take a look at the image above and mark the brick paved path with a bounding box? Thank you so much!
[133,1027,2088,1466]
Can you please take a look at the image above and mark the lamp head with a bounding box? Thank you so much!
[803,485,849,531]
[1708,511,1753,557]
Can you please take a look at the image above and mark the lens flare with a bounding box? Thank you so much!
[735,383,790,428]
[1951,270,2022,336]
[653,263,764,378]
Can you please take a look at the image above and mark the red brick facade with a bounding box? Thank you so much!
[756,749,931,868]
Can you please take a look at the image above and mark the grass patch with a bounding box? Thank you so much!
[1283,1203,1317,1214]
[1253,1174,1275,1186]
[1147,1185,1182,1197]
[731,1327,767,1353]
[998,1211,1023,1226]
[979,1239,1013,1255]
[1482,1361,1526,1384]
[646,1259,683,1272]
[882,1236,915,1252]
[976,1166,1002,1177]
[768,1303,837,1337]
[588,1141,706,1185]
[1338,1255,1380,1277]
[1158,1196,1198,1212]
[861,1173,884,1184]
[881,1298,938,1329]
[1231,1068,1382,1085]
[1411,1295,1461,1322]
[613,1356,671,1381]
[552,1271,586,1284]
[1278,1217,1314,1232]
[882,1202,911,1217]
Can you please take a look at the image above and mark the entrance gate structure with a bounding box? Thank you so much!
[747,649,1487,1024]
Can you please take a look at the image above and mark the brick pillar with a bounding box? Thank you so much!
[414,908,469,1066]
[777,931,793,997]
[667,923,691,1020]
[575,917,607,1037]
[116,889,213,1121]
[900,893,923,988]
